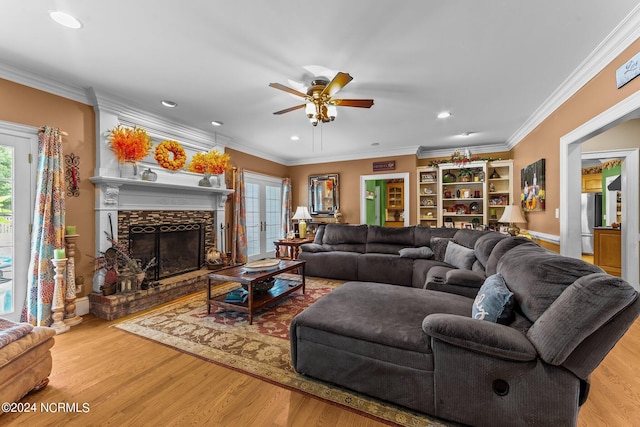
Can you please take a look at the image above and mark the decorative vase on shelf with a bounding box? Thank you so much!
[141,168,157,182]
[209,174,222,188]
[120,160,139,179]
[198,172,213,187]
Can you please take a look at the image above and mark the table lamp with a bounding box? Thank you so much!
[498,204,527,236]
[292,206,312,238]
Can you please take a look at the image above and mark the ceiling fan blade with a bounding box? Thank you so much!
[273,104,306,115]
[321,72,353,98]
[330,99,374,108]
[269,82,308,99]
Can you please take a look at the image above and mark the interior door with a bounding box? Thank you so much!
[0,124,36,321]
[244,173,282,262]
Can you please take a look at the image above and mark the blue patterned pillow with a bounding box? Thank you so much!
[472,273,515,325]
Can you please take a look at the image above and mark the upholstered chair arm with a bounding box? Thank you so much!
[425,268,484,299]
[422,313,537,362]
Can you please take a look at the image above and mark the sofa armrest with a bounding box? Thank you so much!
[424,267,484,298]
[444,269,485,288]
[422,313,537,362]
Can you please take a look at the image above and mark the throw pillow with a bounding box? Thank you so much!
[472,273,515,325]
[430,237,452,262]
[399,246,434,259]
[444,241,476,270]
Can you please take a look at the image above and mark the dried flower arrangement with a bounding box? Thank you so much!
[187,149,230,175]
[108,125,153,163]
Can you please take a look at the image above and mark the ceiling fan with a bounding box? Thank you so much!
[269,72,374,126]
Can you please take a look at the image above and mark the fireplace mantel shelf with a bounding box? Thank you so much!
[90,176,234,196]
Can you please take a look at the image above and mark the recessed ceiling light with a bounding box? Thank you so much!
[461,132,475,137]
[211,121,223,127]
[161,100,177,108]
[291,135,300,141]
[437,111,452,119]
[49,11,82,29]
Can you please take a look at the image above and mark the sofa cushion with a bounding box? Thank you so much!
[485,236,535,277]
[399,246,433,259]
[527,273,638,366]
[453,229,488,250]
[474,232,509,269]
[321,224,368,253]
[300,243,331,253]
[298,251,361,280]
[322,224,368,244]
[472,273,515,325]
[430,237,453,262]
[498,245,604,323]
[444,241,476,270]
[357,254,414,286]
[415,226,458,247]
[313,224,326,244]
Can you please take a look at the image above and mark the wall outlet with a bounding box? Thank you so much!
[555,208,560,219]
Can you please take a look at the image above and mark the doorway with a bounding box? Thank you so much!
[560,90,640,288]
[0,121,37,321]
[360,172,410,226]
[244,172,283,262]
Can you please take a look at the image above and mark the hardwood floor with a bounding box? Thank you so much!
[3,314,639,426]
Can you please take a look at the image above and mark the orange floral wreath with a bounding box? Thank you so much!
[154,140,187,171]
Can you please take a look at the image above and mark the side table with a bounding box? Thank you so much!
[273,238,313,260]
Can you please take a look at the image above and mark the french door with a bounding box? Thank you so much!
[0,123,36,321]
[244,172,283,262]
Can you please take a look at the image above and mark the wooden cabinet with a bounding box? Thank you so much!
[417,166,439,227]
[385,182,404,227]
[582,173,602,193]
[387,183,403,208]
[594,227,621,276]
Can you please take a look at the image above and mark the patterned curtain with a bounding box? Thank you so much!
[281,178,292,237]
[232,169,248,264]
[23,126,66,326]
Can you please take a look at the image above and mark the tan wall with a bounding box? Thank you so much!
[582,118,640,151]
[0,78,96,297]
[289,154,419,224]
[512,38,640,236]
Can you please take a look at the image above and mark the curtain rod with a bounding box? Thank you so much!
[38,126,68,136]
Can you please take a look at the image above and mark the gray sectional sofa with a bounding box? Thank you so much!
[291,224,640,426]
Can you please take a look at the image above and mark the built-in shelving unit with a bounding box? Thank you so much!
[438,161,488,228]
[417,166,439,227]
[486,160,514,224]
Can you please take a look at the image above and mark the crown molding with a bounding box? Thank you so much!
[507,4,640,149]
[416,142,510,159]
[0,63,89,104]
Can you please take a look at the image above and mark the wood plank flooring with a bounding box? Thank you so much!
[2,313,639,426]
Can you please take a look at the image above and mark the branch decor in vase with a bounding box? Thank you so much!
[108,125,153,179]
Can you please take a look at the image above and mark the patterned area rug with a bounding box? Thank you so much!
[115,276,449,427]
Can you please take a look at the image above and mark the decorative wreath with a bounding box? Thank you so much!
[154,140,187,171]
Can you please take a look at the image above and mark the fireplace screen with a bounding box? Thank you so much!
[129,223,205,281]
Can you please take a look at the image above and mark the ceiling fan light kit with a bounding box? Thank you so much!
[270,72,374,126]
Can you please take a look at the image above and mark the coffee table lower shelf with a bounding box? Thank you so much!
[208,277,304,324]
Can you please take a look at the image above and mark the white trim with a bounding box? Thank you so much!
[76,297,89,317]
[508,4,640,149]
[560,90,640,289]
[528,230,560,245]
[360,173,410,227]
[416,143,510,159]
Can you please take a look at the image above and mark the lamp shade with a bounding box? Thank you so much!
[498,204,527,224]
[292,206,312,220]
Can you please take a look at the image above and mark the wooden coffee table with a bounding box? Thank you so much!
[207,259,305,324]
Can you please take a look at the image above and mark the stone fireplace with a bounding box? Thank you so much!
[88,99,235,319]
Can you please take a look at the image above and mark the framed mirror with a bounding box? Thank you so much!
[309,173,339,216]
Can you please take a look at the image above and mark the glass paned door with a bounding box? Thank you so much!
[0,127,35,321]
[245,173,283,262]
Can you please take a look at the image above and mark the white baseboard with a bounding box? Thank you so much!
[76,296,89,316]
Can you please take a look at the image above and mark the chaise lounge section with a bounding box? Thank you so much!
[291,235,640,426]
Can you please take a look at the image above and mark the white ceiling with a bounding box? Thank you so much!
[1,1,639,165]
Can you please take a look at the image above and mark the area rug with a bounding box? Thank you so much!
[115,276,450,427]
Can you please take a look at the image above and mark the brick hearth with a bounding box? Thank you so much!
[89,269,211,320]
